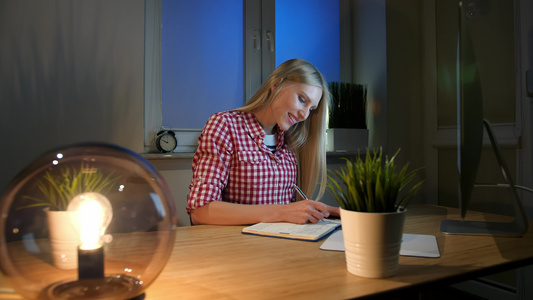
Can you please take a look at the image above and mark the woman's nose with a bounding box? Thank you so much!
[298,109,309,121]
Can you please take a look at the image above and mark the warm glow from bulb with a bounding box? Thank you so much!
[78,200,104,249]
[67,192,113,250]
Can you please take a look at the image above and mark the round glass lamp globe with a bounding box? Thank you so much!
[0,143,177,299]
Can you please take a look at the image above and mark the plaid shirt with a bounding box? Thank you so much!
[186,110,297,214]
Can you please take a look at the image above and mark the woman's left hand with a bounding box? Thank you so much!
[326,205,340,218]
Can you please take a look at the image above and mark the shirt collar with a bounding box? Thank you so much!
[240,111,286,145]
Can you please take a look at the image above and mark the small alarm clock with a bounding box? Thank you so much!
[156,130,177,153]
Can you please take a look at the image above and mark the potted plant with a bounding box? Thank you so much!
[327,82,368,152]
[21,162,119,211]
[327,148,423,278]
[20,162,119,269]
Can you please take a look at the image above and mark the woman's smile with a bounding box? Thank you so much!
[288,113,299,125]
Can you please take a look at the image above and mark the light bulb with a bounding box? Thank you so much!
[67,192,113,249]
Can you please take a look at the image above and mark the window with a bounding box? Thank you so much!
[162,0,244,129]
[144,0,340,153]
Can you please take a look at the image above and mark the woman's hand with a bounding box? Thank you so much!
[327,205,340,218]
[282,200,337,224]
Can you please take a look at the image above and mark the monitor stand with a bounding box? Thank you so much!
[440,120,529,237]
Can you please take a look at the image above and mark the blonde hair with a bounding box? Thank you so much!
[237,59,329,200]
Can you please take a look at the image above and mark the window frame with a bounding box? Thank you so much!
[143,0,272,153]
[144,0,162,153]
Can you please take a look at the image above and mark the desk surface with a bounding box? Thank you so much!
[1,205,533,299]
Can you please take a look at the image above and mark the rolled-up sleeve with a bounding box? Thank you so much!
[186,113,232,214]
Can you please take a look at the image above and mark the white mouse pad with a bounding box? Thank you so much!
[320,230,440,258]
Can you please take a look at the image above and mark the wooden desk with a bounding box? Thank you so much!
[1,205,533,299]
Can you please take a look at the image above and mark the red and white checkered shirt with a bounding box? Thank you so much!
[186,110,297,214]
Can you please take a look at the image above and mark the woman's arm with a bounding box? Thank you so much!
[190,200,337,225]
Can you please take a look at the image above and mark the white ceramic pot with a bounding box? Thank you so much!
[340,207,406,278]
[326,128,369,152]
[46,210,80,270]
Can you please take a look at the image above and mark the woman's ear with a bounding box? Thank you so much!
[271,78,284,92]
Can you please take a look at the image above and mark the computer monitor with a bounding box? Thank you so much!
[439,1,528,237]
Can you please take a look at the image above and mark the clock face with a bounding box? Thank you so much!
[157,132,177,153]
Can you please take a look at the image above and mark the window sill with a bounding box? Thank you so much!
[142,152,195,160]
[326,150,360,156]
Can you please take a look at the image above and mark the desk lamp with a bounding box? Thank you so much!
[0,143,177,299]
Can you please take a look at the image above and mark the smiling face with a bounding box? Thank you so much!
[255,83,323,133]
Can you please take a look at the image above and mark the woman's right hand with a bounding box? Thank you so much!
[282,200,331,224]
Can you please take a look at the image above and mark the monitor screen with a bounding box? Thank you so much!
[457,1,484,220]
[440,1,528,237]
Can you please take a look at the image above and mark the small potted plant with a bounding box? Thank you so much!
[21,162,119,211]
[327,82,368,152]
[327,148,423,278]
[20,162,119,269]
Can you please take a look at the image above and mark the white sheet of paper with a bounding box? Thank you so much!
[319,230,441,258]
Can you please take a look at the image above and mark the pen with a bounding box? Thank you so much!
[293,184,308,200]
[294,184,328,223]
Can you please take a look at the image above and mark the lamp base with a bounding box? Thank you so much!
[130,293,146,300]
[42,274,144,300]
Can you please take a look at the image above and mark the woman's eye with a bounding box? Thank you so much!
[298,96,306,104]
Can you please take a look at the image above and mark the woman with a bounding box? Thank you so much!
[186,59,340,225]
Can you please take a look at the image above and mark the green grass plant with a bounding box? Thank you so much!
[327,148,423,212]
[20,162,120,211]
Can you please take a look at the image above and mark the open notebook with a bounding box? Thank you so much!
[242,219,342,241]
[320,230,441,258]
